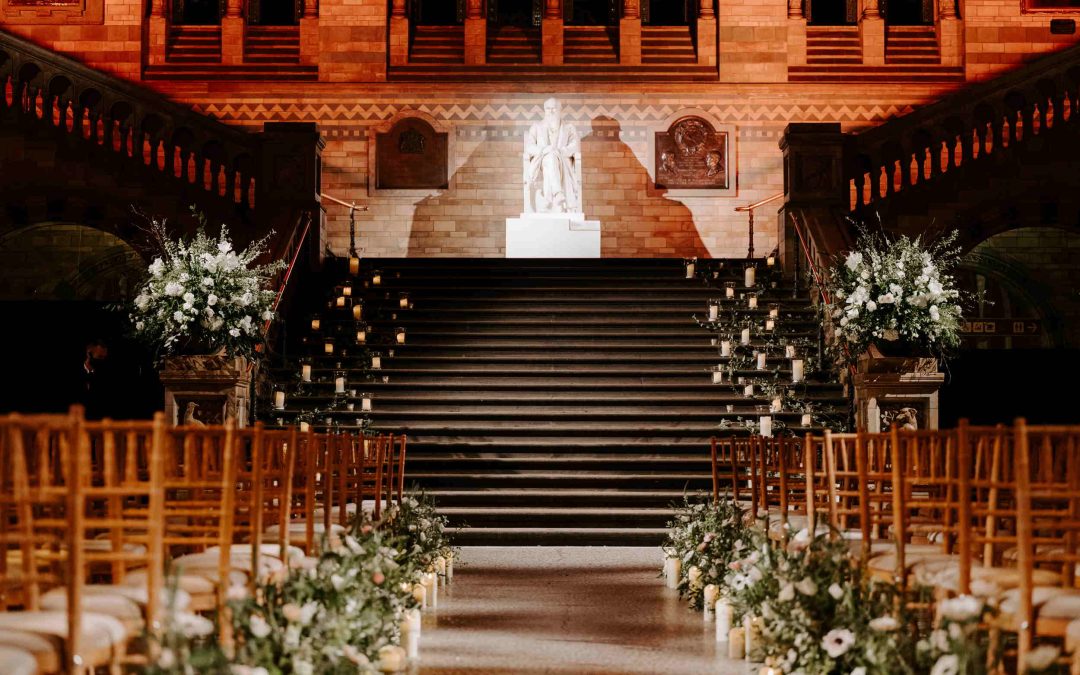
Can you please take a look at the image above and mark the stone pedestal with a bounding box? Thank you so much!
[937,18,963,67]
[160,354,252,427]
[853,347,944,432]
[221,16,245,65]
[389,15,409,66]
[542,18,564,65]
[695,16,717,66]
[786,17,807,67]
[859,16,885,66]
[506,214,600,258]
[619,17,641,65]
[300,16,320,66]
[148,15,169,66]
[464,17,487,65]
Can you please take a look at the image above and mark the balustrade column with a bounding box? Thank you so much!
[464,0,487,65]
[541,0,564,65]
[787,0,807,67]
[620,0,642,65]
[696,0,717,66]
[937,0,962,66]
[859,0,885,66]
[221,0,245,65]
[389,0,409,65]
[148,0,168,65]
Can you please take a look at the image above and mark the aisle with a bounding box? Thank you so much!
[416,547,749,674]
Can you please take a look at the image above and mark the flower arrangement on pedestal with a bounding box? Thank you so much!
[824,229,964,366]
[128,212,285,360]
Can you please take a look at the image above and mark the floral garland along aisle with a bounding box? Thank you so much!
[147,490,457,675]
[661,496,1066,675]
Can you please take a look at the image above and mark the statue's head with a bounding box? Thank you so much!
[543,98,561,127]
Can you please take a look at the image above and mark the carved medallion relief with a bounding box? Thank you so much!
[654,116,730,191]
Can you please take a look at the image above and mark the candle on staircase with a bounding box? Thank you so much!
[401,608,421,658]
[728,628,746,659]
[273,390,285,410]
[356,327,367,344]
[744,384,754,397]
[335,376,345,394]
[324,339,334,355]
[792,359,804,383]
[712,368,724,384]
[435,555,447,582]
[759,416,773,438]
[744,265,756,288]
[771,396,782,412]
[362,395,373,412]
[715,600,732,641]
[663,556,681,589]
[785,344,796,359]
[725,282,735,299]
[446,551,454,582]
[748,294,758,309]
[766,255,776,267]
[396,327,406,344]
[301,364,312,382]
[372,270,382,286]
[801,413,812,427]
[371,354,382,369]
[764,319,775,332]
[349,255,360,276]
[757,352,766,370]
[769,305,779,319]
[336,296,346,308]
[353,304,363,320]
[703,584,719,619]
[300,421,310,433]
[411,582,427,610]
[343,284,352,297]
[708,302,719,321]
[311,316,321,331]
[422,572,438,609]
[685,259,696,279]
[721,340,731,357]
[741,328,751,345]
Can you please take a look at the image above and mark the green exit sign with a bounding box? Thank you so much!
[961,319,1040,335]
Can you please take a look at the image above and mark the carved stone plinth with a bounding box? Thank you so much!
[506,214,600,258]
[160,354,251,427]
[853,346,944,432]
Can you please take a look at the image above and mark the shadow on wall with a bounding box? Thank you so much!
[406,116,708,258]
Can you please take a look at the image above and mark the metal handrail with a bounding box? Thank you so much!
[320,193,370,211]
[734,192,784,259]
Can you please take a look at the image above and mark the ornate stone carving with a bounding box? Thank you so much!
[159,354,252,427]
[654,116,729,190]
[523,98,582,215]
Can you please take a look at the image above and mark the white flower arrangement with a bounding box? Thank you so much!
[128,212,285,360]
[824,228,965,366]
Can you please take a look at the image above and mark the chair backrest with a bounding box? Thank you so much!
[853,431,894,561]
[823,431,859,534]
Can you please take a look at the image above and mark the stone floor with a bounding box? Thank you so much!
[414,546,752,674]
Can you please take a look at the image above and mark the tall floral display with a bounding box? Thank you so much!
[129,215,285,361]
[128,213,285,426]
[823,228,965,432]
[824,229,964,365]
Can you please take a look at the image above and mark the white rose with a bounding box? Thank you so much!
[218,240,232,253]
[262,310,273,321]
[207,294,218,306]
[284,624,301,648]
[182,292,194,303]
[292,660,313,675]
[229,328,241,337]
[149,258,165,276]
[778,583,795,602]
[202,277,214,287]
[164,282,184,297]
[795,578,818,596]
[157,648,176,668]
[135,321,145,331]
[828,583,844,600]
[878,293,895,304]
[845,251,863,271]
[929,305,941,321]
[175,612,214,638]
[299,601,318,625]
[866,301,877,312]
[282,603,302,623]
[172,311,185,322]
[248,614,271,638]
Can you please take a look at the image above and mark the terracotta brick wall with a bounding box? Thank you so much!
[317,0,387,82]
[717,0,789,83]
[962,0,1080,80]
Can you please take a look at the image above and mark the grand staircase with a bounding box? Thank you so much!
[268,258,845,545]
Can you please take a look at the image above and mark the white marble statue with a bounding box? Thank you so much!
[523,97,582,215]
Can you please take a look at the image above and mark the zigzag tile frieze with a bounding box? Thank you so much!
[192,101,918,126]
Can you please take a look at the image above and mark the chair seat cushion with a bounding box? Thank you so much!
[205,543,305,561]
[912,560,1060,592]
[170,551,284,577]
[868,550,957,573]
[0,611,126,649]
[0,646,37,675]
[264,522,346,537]
[38,588,143,622]
[121,568,243,596]
[1000,587,1080,619]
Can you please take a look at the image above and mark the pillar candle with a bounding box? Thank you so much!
[802,413,812,427]
[311,318,321,331]
[356,330,367,344]
[792,359,804,383]
[423,572,438,609]
[446,551,454,582]
[301,364,312,382]
[401,608,421,658]
[785,345,796,359]
[435,556,447,580]
[353,304,362,320]
[757,353,766,370]
[748,295,758,309]
[362,396,372,412]
[744,384,754,397]
[744,615,754,661]
[726,404,734,412]
[703,585,719,617]
[336,296,346,308]
[663,557,681,589]
[324,341,334,355]
[771,396,782,412]
[741,328,751,345]
[343,285,352,297]
[725,285,735,299]
[411,583,427,610]
[721,340,731,357]
[744,266,756,288]
[396,329,406,344]
[728,628,746,659]
[335,377,345,394]
[759,416,773,438]
[299,421,310,432]
[372,355,382,369]
[712,370,724,384]
[769,307,779,319]
[708,303,719,321]
[273,391,285,409]
[688,565,702,591]
[746,617,763,660]
[686,261,696,279]
[715,600,732,641]
[349,256,360,275]
[765,319,775,332]
[400,296,409,309]
[373,273,382,286]
[767,255,776,267]
[347,402,355,411]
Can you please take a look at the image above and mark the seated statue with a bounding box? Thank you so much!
[523,98,582,215]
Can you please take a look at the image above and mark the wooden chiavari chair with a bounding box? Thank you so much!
[271,430,345,554]
[709,436,755,507]
[0,407,129,674]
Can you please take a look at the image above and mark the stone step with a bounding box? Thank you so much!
[426,488,689,508]
[437,506,676,529]
[448,526,668,546]
[409,470,713,488]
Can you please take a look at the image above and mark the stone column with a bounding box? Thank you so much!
[937,0,963,66]
[542,0,564,65]
[221,0,245,65]
[148,0,169,66]
[298,0,319,66]
[620,0,641,65]
[389,0,409,65]
[859,0,885,66]
[465,0,487,65]
[786,0,807,68]
[696,0,717,66]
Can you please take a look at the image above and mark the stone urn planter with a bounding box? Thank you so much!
[853,344,944,432]
[159,352,252,427]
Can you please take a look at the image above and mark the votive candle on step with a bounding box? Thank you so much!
[362,395,372,412]
[356,329,367,344]
[756,352,766,370]
[725,283,735,299]
[412,583,427,610]
[728,628,746,659]
[715,600,732,641]
[686,260,696,279]
[446,551,454,583]
[741,328,751,346]
[744,384,754,397]
[792,359,804,383]
[396,327,406,344]
[766,255,776,267]
[349,256,360,276]
[373,271,382,286]
[764,319,775,332]
[435,555,447,580]
[748,295,758,309]
[335,376,345,394]
[273,390,285,410]
[785,345,796,359]
[324,340,334,355]
[769,306,779,318]
[663,556,681,589]
[311,317,321,331]
[708,303,719,321]
[759,416,773,438]
[721,340,731,357]
[299,421,310,433]
[301,364,312,382]
[423,572,438,609]
[744,266,756,288]
[401,608,421,658]
[336,296,346,308]
[372,355,382,369]
[353,304,363,320]
[712,370,724,384]
[771,396,782,413]
[744,616,754,661]
[801,413,812,427]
